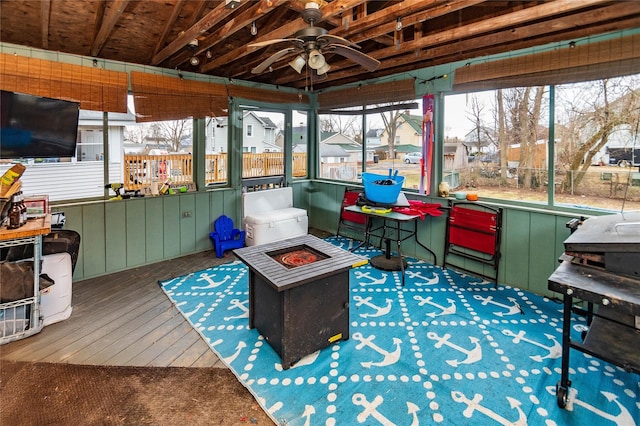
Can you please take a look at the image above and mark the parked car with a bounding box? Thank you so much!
[403,152,422,164]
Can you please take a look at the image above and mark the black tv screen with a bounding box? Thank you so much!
[1,90,80,159]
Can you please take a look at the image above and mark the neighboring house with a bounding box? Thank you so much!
[78,109,137,162]
[277,125,308,151]
[319,142,358,180]
[443,142,469,170]
[205,112,281,153]
[365,128,384,147]
[321,132,376,163]
[463,127,495,155]
[380,113,423,151]
[2,109,136,201]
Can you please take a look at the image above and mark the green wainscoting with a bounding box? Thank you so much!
[57,180,580,299]
[56,188,241,281]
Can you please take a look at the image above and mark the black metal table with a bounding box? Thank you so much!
[548,258,640,408]
[234,234,366,369]
[345,205,437,285]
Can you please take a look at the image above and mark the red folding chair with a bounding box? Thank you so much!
[443,201,503,286]
[336,189,369,242]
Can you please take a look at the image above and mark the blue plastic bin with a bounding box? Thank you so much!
[361,172,405,204]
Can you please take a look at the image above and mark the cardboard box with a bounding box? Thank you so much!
[24,195,49,218]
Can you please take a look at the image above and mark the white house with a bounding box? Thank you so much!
[206,112,281,154]
[1,109,136,201]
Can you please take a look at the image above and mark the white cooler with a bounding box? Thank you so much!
[244,208,308,246]
[40,252,73,326]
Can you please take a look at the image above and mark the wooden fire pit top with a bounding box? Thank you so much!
[234,235,366,291]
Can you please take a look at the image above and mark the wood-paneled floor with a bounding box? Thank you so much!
[0,249,234,368]
[1,229,333,368]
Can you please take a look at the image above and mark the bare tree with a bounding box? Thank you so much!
[158,119,192,152]
[379,109,403,159]
[558,78,640,191]
[501,86,546,188]
[318,115,361,140]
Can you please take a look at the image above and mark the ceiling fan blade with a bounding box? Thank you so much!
[248,38,303,48]
[327,44,380,72]
[317,34,359,48]
[251,47,298,74]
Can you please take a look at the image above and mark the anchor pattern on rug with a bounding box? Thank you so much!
[354,270,388,286]
[545,386,637,426]
[427,331,483,366]
[414,295,456,317]
[158,236,639,426]
[354,295,393,318]
[353,332,402,368]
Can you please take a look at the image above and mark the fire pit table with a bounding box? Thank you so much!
[234,234,366,369]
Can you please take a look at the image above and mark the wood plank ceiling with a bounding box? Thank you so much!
[1,0,639,91]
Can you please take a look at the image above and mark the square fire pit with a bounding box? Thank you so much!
[234,234,365,369]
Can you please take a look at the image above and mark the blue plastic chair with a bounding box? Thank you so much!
[210,215,246,258]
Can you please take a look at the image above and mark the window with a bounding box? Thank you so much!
[442,74,640,211]
[204,115,228,186]
[247,124,253,137]
[318,101,424,189]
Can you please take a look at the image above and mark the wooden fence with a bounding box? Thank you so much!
[124,153,307,190]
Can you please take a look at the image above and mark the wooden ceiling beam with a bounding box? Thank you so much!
[151,0,186,62]
[151,0,240,65]
[171,0,289,70]
[202,0,367,73]
[40,0,51,49]
[90,0,130,57]
[278,1,638,88]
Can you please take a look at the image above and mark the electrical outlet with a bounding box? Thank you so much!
[182,211,192,218]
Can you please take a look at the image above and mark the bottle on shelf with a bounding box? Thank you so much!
[18,191,27,224]
[7,194,22,229]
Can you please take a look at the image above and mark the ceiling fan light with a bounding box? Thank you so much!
[289,55,306,73]
[316,62,331,74]
[307,49,325,70]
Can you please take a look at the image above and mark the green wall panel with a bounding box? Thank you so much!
[162,196,181,258]
[81,203,106,278]
[125,199,147,267]
[527,213,560,295]
[502,209,532,289]
[105,202,127,272]
[179,193,196,254]
[65,183,583,301]
[195,192,212,251]
[53,205,84,281]
[145,197,165,263]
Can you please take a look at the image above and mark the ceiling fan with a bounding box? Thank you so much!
[249,2,380,79]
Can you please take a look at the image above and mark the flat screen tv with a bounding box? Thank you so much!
[1,90,80,159]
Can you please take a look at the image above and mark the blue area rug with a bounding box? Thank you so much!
[159,236,639,426]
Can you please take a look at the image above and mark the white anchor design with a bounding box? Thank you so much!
[545,386,636,425]
[405,270,440,286]
[353,332,402,368]
[223,298,249,320]
[413,295,456,317]
[274,350,321,371]
[473,295,523,316]
[451,391,527,425]
[182,302,204,318]
[222,341,247,365]
[502,330,562,361]
[354,295,393,318]
[302,405,315,426]
[353,393,393,425]
[354,270,387,286]
[427,332,482,366]
[406,402,420,426]
[191,273,231,289]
